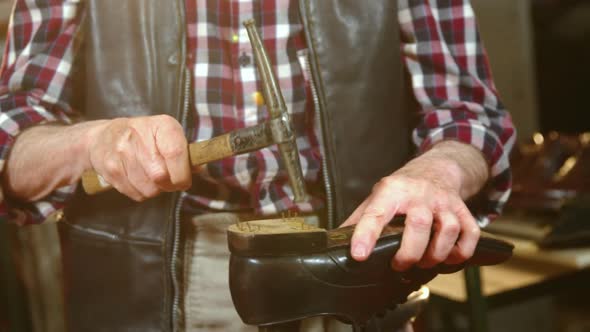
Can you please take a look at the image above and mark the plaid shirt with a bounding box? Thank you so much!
[0,0,515,226]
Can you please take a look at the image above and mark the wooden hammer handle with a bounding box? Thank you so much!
[81,170,112,195]
[188,133,233,166]
[82,133,234,195]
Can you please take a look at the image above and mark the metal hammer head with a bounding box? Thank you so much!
[244,19,308,203]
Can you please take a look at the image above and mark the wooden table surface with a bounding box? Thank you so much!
[427,233,590,302]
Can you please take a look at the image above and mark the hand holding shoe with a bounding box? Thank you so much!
[341,141,488,270]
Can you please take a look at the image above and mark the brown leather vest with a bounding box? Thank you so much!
[60,0,410,330]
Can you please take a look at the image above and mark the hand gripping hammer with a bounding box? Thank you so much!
[82,19,308,203]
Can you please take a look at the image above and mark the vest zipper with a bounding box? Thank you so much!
[170,195,183,332]
[171,67,191,331]
[299,0,337,229]
[171,0,191,327]
[302,52,335,229]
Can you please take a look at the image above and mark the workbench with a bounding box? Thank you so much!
[427,226,590,332]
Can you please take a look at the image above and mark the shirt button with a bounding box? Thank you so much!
[238,52,251,67]
[252,91,265,106]
[168,53,179,65]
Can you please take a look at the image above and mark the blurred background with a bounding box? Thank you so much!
[1,0,590,331]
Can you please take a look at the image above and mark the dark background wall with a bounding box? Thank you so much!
[533,0,590,134]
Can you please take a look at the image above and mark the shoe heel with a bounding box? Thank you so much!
[227,218,328,256]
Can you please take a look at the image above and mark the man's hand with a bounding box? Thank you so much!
[3,115,191,202]
[340,141,489,271]
[86,115,191,201]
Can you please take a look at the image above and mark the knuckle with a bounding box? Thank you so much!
[373,176,396,192]
[150,172,169,184]
[408,214,432,232]
[451,197,469,214]
[434,195,450,212]
[155,114,176,124]
[441,221,461,236]
[361,206,386,220]
[161,143,185,159]
[146,164,168,183]
[110,117,131,130]
[359,219,382,237]
[416,180,430,192]
[405,177,428,193]
[470,225,481,238]
[380,176,396,187]
[103,158,121,176]
[155,115,183,133]
[115,140,127,154]
[114,130,134,153]
[127,117,144,127]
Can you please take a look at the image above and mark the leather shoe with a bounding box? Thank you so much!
[227,217,513,327]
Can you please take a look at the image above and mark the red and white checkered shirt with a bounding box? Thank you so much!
[0,0,515,226]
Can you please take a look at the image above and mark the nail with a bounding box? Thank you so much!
[352,244,367,259]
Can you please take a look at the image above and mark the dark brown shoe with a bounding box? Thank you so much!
[227,217,513,327]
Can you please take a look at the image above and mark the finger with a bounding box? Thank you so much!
[418,210,460,268]
[350,191,400,261]
[392,206,433,271]
[445,202,480,265]
[122,137,160,199]
[340,198,369,228]
[100,152,144,201]
[154,121,191,191]
[96,128,146,201]
[134,134,175,192]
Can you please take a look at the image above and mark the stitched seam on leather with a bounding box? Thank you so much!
[300,256,379,288]
[61,221,162,245]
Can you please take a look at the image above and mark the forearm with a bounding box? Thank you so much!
[2,121,105,202]
[3,114,192,204]
[402,140,489,200]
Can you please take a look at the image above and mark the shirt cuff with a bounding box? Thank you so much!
[413,121,513,227]
[1,184,78,225]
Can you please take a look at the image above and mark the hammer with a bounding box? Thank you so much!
[81,20,308,203]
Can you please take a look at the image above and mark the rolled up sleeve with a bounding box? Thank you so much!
[0,0,84,225]
[399,0,516,226]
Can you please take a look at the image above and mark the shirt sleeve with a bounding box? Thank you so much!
[0,0,84,225]
[399,0,517,226]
